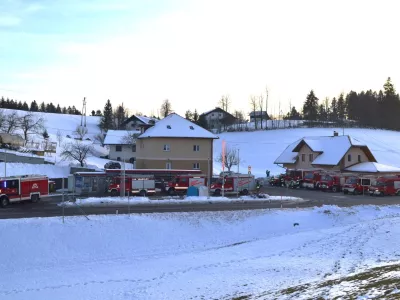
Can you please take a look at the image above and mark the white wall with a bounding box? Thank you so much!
[109,145,136,163]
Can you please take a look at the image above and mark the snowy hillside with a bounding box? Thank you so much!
[1,108,101,138]
[213,128,400,176]
[2,205,400,299]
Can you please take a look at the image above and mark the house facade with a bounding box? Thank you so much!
[104,130,141,164]
[274,133,377,172]
[120,115,158,132]
[249,111,269,122]
[136,113,218,176]
[200,107,236,131]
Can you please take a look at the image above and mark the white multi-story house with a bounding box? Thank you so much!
[104,130,141,164]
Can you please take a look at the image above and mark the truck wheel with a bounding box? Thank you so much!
[242,189,249,195]
[343,190,348,195]
[31,194,39,203]
[214,189,221,196]
[0,196,9,208]
[111,190,118,197]
[168,188,176,196]
[332,186,338,193]
[315,183,320,190]
[139,190,146,197]
[353,190,358,196]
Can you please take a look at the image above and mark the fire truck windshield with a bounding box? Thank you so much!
[321,175,332,181]
[375,181,386,187]
[304,173,314,179]
[346,177,358,184]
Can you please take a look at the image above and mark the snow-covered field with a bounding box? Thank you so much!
[2,205,400,299]
[58,195,303,207]
[214,127,400,177]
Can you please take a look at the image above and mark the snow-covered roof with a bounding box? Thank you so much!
[274,139,301,164]
[345,162,400,173]
[275,135,375,166]
[138,113,218,139]
[104,130,141,145]
[136,115,157,125]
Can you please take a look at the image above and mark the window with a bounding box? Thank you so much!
[163,144,170,151]
[189,126,194,130]
[193,163,200,169]
[166,162,172,169]
[132,144,136,152]
[309,154,313,162]
[358,154,361,162]
[301,154,305,162]
[117,157,121,161]
[116,145,122,152]
[219,113,223,117]
[348,154,352,162]
[193,145,200,152]
[166,125,171,129]
[361,178,371,186]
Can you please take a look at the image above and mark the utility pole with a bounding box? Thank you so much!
[81,97,87,127]
[120,154,126,197]
[4,148,6,177]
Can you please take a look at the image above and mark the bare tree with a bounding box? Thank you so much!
[74,125,88,140]
[94,132,105,146]
[258,94,264,130]
[0,110,6,132]
[4,111,21,134]
[120,131,140,145]
[56,129,63,146]
[160,99,172,118]
[250,95,258,130]
[60,141,94,167]
[215,145,240,172]
[219,95,231,112]
[20,113,44,145]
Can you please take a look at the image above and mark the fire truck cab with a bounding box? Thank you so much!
[320,173,346,193]
[0,174,49,207]
[369,176,400,196]
[210,174,255,196]
[343,176,374,195]
[302,171,322,189]
[167,175,206,195]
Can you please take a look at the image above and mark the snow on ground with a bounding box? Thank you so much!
[0,162,70,178]
[58,194,303,207]
[2,205,400,299]
[213,127,400,177]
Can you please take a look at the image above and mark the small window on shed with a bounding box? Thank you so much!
[167,125,171,129]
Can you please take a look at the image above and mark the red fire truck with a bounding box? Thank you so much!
[369,176,400,196]
[167,175,206,195]
[302,171,323,189]
[210,174,255,196]
[343,176,374,195]
[319,173,347,193]
[0,175,50,207]
[108,176,156,196]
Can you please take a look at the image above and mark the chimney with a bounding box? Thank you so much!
[333,131,338,137]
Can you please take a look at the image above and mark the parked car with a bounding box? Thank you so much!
[104,161,121,169]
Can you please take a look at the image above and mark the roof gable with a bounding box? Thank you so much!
[275,135,373,166]
[104,130,141,145]
[138,113,218,139]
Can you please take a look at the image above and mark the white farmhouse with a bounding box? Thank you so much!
[104,130,141,164]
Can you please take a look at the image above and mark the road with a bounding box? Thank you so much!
[1,186,400,219]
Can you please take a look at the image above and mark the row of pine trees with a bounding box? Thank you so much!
[0,97,81,115]
[301,77,400,130]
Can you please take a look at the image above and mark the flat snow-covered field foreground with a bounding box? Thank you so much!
[2,206,400,299]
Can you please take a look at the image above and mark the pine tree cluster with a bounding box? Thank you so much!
[0,97,81,115]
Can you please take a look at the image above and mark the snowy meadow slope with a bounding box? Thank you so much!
[2,206,400,299]
[213,128,400,177]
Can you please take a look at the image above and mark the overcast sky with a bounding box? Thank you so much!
[1,0,399,117]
